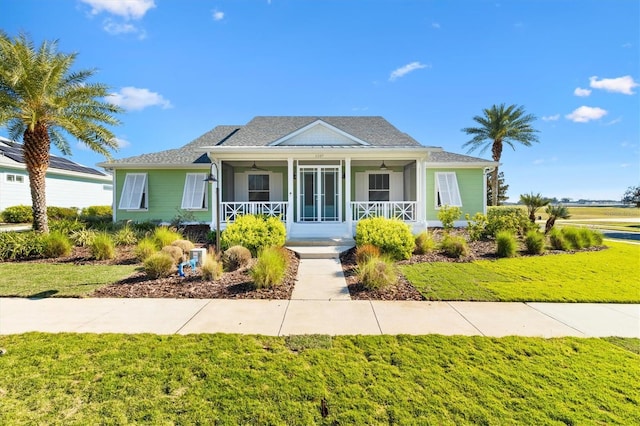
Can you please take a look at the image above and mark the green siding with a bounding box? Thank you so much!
[115,169,212,223]
[426,168,485,220]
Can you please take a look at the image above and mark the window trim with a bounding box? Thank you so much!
[435,172,462,208]
[119,173,148,210]
[5,174,24,183]
[181,173,208,210]
[248,173,270,202]
[367,172,390,202]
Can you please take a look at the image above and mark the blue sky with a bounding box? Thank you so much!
[1,0,638,202]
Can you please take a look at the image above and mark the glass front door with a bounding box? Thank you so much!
[298,166,341,222]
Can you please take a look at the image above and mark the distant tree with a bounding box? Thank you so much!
[622,185,640,207]
[545,204,571,234]
[487,171,509,206]
[519,192,551,223]
[0,32,122,233]
[561,197,572,203]
[462,103,540,206]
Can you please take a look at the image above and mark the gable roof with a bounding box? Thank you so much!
[0,137,109,177]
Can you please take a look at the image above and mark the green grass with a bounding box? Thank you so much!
[0,333,638,424]
[564,221,640,232]
[0,263,139,297]
[401,241,640,302]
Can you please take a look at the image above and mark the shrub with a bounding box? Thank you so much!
[495,231,518,258]
[50,219,86,236]
[466,212,489,241]
[0,231,45,260]
[357,256,398,290]
[591,229,604,246]
[1,205,32,223]
[221,215,286,256]
[201,252,223,281]
[47,206,78,221]
[486,207,534,237]
[152,227,182,249]
[144,252,175,279]
[250,247,288,288]
[161,245,184,264]
[524,230,546,255]
[578,228,595,248]
[222,245,252,271]
[549,228,568,251]
[135,237,157,261]
[113,225,138,246]
[413,231,435,255]
[561,227,583,250]
[355,244,382,265]
[90,233,116,260]
[355,217,414,260]
[171,239,195,254]
[42,231,73,258]
[80,205,112,222]
[131,221,157,235]
[440,234,469,258]
[438,205,462,232]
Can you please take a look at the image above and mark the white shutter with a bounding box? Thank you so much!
[181,173,207,209]
[355,172,366,201]
[436,172,462,207]
[269,173,283,201]
[119,173,147,210]
[234,173,248,202]
[390,172,403,201]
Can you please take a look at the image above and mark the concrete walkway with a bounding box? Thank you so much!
[1,298,637,337]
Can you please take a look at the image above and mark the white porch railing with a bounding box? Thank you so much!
[221,202,288,223]
[350,201,417,222]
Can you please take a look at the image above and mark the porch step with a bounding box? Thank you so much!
[285,241,354,259]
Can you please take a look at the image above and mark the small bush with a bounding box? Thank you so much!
[1,205,32,223]
[201,252,223,281]
[135,237,157,261]
[438,205,462,232]
[355,217,414,260]
[222,245,252,271]
[251,247,288,288]
[161,245,184,264]
[80,205,112,223]
[591,229,604,246]
[90,233,116,260]
[144,252,175,279]
[47,206,78,221]
[486,207,534,237]
[578,228,595,248]
[355,244,382,265]
[413,231,435,255]
[357,256,398,290]
[440,234,470,258]
[113,226,138,246]
[171,239,195,254]
[0,231,45,260]
[549,228,568,251]
[221,215,286,256]
[562,227,583,250]
[496,231,518,258]
[524,230,546,255]
[466,212,489,241]
[50,219,86,236]
[42,231,73,258]
[131,221,157,235]
[153,227,182,249]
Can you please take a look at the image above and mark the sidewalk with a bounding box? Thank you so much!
[1,297,637,337]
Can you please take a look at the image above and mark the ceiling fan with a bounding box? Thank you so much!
[250,161,267,171]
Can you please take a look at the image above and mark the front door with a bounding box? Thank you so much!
[298,166,341,222]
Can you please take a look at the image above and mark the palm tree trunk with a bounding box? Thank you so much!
[23,124,50,233]
[491,141,503,207]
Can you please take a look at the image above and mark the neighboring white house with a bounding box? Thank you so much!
[0,137,113,212]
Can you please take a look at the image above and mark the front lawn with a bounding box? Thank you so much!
[401,241,640,302]
[0,333,638,424]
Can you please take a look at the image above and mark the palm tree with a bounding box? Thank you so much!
[519,192,550,224]
[0,32,122,233]
[462,104,540,206]
[545,204,571,234]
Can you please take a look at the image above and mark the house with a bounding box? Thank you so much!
[99,116,497,239]
[0,137,113,212]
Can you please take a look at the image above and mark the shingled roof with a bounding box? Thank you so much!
[0,137,108,176]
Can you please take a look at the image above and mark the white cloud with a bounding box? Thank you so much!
[108,87,172,111]
[389,62,430,82]
[542,114,560,121]
[212,9,224,21]
[589,75,639,95]
[533,159,544,165]
[565,106,608,123]
[113,137,131,148]
[620,163,631,168]
[432,22,440,29]
[604,117,622,126]
[80,0,155,20]
[103,19,147,39]
[573,87,591,97]
[622,42,632,48]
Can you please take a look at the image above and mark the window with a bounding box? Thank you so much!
[435,172,462,207]
[6,174,24,183]
[119,173,147,210]
[181,173,207,210]
[368,173,389,201]
[248,174,269,201]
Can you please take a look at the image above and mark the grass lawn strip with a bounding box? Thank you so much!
[0,334,638,424]
[0,263,139,297]
[402,241,640,302]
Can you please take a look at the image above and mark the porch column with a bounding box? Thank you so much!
[416,158,426,228]
[286,157,294,234]
[215,159,222,229]
[345,157,352,236]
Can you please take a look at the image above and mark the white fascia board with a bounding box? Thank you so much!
[98,162,211,171]
[199,146,441,161]
[425,161,499,168]
[1,161,111,181]
[268,119,370,146]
